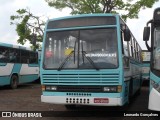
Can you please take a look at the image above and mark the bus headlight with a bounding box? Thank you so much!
[103,86,116,92]
[103,86,122,92]
[103,87,111,92]
[45,86,57,91]
[151,80,160,93]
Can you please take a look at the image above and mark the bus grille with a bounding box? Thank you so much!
[42,73,120,85]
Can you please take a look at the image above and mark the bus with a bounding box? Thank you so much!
[143,7,160,111]
[141,50,150,82]
[40,14,142,109]
[37,49,41,67]
[0,42,39,89]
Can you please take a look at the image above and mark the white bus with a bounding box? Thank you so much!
[143,7,160,111]
[0,42,39,89]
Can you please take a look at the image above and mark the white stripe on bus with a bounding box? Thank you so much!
[19,64,39,75]
[0,63,14,76]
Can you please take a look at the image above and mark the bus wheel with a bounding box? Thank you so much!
[10,75,18,89]
[65,105,76,110]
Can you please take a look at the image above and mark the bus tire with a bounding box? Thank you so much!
[65,105,76,110]
[10,75,18,89]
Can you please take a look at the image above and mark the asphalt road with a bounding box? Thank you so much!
[0,82,159,120]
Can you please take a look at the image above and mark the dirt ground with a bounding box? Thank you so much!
[0,82,159,120]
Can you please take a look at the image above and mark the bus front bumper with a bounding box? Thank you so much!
[41,95,123,106]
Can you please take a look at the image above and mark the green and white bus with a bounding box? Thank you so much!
[40,14,142,109]
[0,42,39,89]
[143,7,160,111]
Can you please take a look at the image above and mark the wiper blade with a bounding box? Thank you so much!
[58,41,76,71]
[57,51,74,71]
[82,51,99,71]
[81,42,99,70]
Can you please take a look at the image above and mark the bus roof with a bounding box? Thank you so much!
[48,13,119,22]
[0,42,32,51]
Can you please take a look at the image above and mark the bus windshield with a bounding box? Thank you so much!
[153,27,160,70]
[44,28,118,69]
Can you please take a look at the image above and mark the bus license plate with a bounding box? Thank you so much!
[94,98,109,103]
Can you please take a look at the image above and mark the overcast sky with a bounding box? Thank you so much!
[0,0,160,50]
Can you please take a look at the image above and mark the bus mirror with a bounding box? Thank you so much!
[143,27,150,41]
[124,29,131,41]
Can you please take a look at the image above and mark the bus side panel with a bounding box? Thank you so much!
[11,63,22,75]
[0,63,14,86]
[148,72,160,111]
[130,61,141,95]
[19,64,39,83]
[0,77,10,86]
[124,60,141,99]
[19,75,39,83]
[123,81,130,104]
[124,68,131,104]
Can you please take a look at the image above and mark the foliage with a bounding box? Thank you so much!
[10,0,158,49]
[45,0,158,21]
[10,8,45,50]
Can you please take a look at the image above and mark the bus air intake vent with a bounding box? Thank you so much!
[42,72,120,85]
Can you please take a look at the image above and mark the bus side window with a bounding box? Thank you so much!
[29,52,38,64]
[21,50,29,63]
[121,30,129,56]
[9,48,20,63]
[0,46,9,63]
[129,38,133,58]
[121,30,129,68]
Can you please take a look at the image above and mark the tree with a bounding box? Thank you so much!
[10,8,45,50]
[45,0,158,21]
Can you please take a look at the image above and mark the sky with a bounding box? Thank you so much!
[0,0,160,50]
